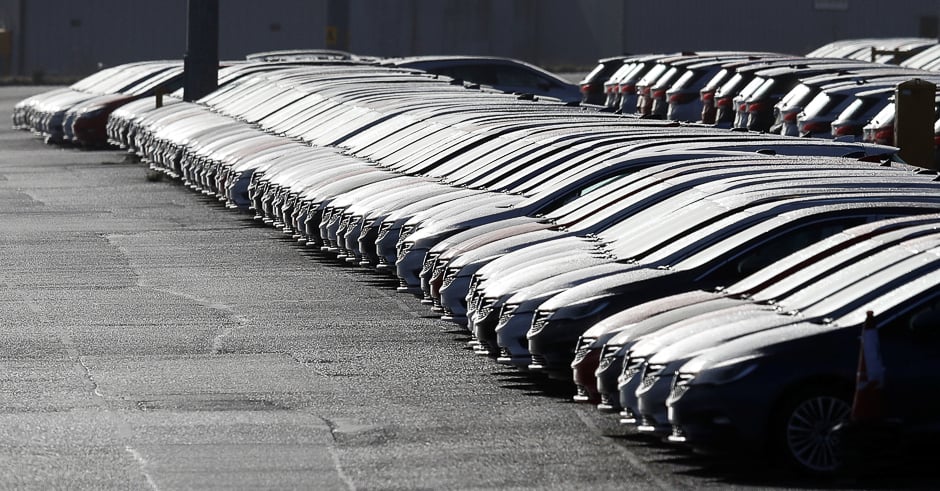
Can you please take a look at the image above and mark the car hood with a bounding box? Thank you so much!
[582,290,723,339]
[641,305,799,365]
[678,320,847,375]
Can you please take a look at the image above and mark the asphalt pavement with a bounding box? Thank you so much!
[0,86,914,490]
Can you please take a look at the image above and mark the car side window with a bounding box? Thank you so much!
[494,66,552,89]
[435,66,498,85]
[881,296,940,342]
[706,221,854,282]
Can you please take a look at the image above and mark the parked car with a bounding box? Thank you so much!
[383,56,581,102]
[479,175,940,367]
[579,55,629,105]
[667,264,940,474]
[525,195,940,378]
[575,214,940,408]
[623,230,940,438]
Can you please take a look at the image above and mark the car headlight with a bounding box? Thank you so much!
[398,241,415,255]
[398,225,417,242]
[690,356,760,386]
[528,310,553,335]
[376,221,394,240]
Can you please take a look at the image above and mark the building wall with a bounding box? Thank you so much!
[0,0,326,77]
[0,0,935,78]
[346,0,624,67]
[620,0,940,56]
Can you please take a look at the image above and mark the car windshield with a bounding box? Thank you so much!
[868,102,896,128]
[606,62,637,84]
[653,67,680,89]
[751,231,940,304]
[671,69,698,90]
[638,64,668,86]
[701,68,730,93]
[734,77,766,101]
[622,62,653,83]
[124,69,182,96]
[584,62,612,83]
[796,252,940,325]
[716,73,746,98]
[655,211,849,272]
[835,96,878,122]
[749,78,777,100]
[779,84,813,109]
[604,197,733,260]
[70,66,125,91]
[802,92,843,118]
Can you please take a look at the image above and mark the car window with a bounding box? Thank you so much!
[494,66,550,88]
[881,295,940,341]
[434,65,498,85]
[868,102,896,127]
[749,79,777,100]
[836,96,881,122]
[584,62,613,83]
[779,84,814,109]
[710,220,861,279]
[804,92,850,118]
[702,68,731,93]
[734,77,766,101]
[716,73,746,98]
[676,217,859,280]
[653,67,680,89]
[671,70,696,90]
[638,64,668,87]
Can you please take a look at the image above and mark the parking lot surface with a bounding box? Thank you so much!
[1,85,922,490]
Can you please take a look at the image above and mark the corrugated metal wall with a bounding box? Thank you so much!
[0,0,935,77]
[620,0,940,55]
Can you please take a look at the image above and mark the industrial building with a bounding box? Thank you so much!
[0,0,936,78]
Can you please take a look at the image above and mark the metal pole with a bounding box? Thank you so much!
[183,0,219,101]
[325,0,349,51]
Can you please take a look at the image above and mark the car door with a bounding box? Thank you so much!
[878,293,940,430]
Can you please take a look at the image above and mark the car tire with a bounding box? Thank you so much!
[771,384,852,475]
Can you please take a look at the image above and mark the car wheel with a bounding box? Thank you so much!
[774,385,852,474]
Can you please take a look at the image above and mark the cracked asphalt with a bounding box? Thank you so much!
[1,86,919,490]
